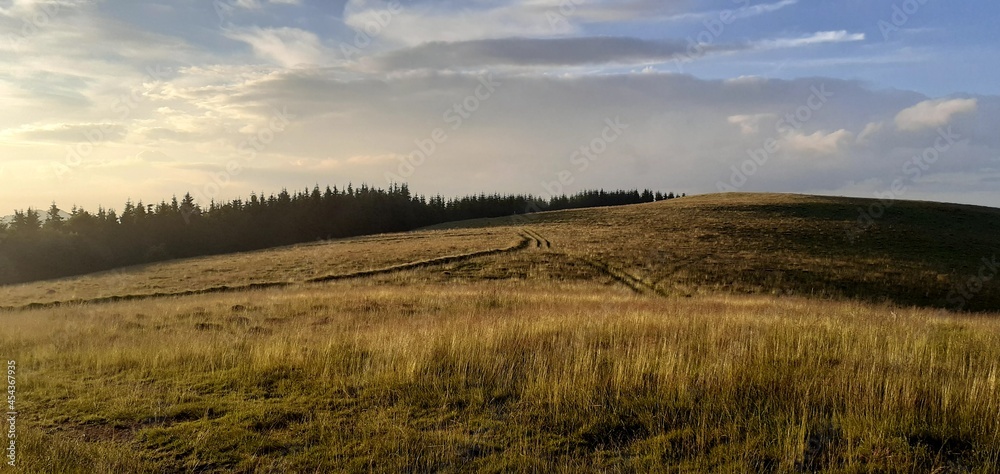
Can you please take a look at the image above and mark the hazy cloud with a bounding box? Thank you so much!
[895,98,978,131]
[366,37,748,71]
[224,26,330,68]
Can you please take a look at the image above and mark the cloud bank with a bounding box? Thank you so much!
[0,0,998,213]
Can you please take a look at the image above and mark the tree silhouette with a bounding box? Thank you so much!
[0,184,675,285]
[10,208,41,233]
[44,202,64,231]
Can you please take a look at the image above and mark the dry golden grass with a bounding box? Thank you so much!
[0,228,516,308]
[3,276,1000,472]
[2,193,1000,472]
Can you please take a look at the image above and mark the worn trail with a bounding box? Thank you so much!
[0,235,535,312]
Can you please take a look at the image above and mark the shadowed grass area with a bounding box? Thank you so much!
[435,193,1000,312]
[3,280,1000,472]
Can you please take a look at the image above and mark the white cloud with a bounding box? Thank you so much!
[341,0,804,47]
[0,0,92,18]
[757,30,865,49]
[217,0,301,14]
[856,122,884,144]
[728,114,776,136]
[366,37,748,71]
[895,98,978,131]
[662,0,798,23]
[224,26,330,68]
[344,1,561,45]
[782,129,853,155]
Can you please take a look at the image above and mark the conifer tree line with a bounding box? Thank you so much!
[0,184,681,285]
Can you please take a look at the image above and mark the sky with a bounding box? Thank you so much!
[1,0,999,213]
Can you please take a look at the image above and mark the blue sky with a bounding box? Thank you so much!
[1,0,998,212]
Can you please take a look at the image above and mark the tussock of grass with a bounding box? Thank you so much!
[4,281,1000,472]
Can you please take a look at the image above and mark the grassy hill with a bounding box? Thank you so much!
[432,192,1000,312]
[2,193,1000,472]
[5,193,998,312]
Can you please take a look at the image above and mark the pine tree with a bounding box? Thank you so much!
[180,193,200,222]
[44,202,64,230]
[11,208,41,233]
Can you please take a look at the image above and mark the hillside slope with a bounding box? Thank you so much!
[434,193,1000,312]
[4,193,1000,472]
[3,193,998,312]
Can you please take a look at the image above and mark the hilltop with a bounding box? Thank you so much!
[434,192,1000,312]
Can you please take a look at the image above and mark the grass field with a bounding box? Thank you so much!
[2,193,999,472]
[0,228,515,309]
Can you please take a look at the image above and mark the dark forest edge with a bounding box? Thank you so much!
[0,184,682,285]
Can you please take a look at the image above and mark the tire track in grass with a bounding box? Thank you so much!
[0,235,535,312]
[306,235,534,283]
[523,229,551,249]
[524,230,542,248]
[650,254,705,298]
[519,227,673,297]
[578,258,659,296]
[518,228,672,297]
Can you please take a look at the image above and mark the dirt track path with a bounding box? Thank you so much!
[1,227,681,311]
[0,234,536,312]
[519,228,674,297]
